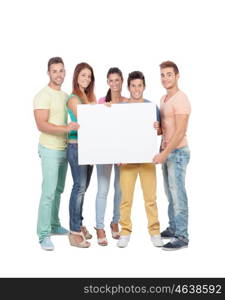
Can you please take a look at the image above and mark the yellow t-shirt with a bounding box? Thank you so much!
[33,85,68,150]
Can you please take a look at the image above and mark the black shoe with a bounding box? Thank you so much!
[161,227,175,239]
[162,238,188,251]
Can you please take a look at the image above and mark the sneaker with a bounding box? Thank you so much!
[40,237,54,251]
[51,226,69,236]
[162,238,188,251]
[151,234,164,247]
[161,227,175,239]
[117,235,130,248]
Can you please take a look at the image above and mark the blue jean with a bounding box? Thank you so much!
[162,146,190,242]
[37,144,68,242]
[95,164,121,229]
[67,143,93,232]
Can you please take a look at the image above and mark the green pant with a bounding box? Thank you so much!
[37,144,68,241]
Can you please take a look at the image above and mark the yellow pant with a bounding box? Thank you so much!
[120,163,160,236]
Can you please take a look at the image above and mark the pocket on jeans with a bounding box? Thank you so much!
[177,151,190,166]
[167,151,183,164]
[167,152,174,161]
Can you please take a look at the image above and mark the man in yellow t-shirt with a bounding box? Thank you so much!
[33,57,79,251]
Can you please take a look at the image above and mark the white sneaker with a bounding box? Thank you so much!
[40,237,54,251]
[151,234,164,247]
[117,235,131,248]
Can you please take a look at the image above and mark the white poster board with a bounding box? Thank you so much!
[77,103,158,165]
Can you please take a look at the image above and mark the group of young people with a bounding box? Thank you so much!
[33,57,191,252]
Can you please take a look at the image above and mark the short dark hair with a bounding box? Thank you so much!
[48,57,64,71]
[159,61,179,74]
[127,71,145,87]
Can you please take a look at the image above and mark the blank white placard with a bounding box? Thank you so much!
[77,103,158,165]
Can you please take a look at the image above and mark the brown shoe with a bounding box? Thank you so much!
[69,231,91,248]
[94,228,108,246]
[81,226,92,239]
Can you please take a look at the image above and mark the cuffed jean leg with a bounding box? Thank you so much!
[79,165,93,226]
[166,147,190,242]
[112,164,121,224]
[95,164,112,229]
[67,143,92,232]
[162,162,176,233]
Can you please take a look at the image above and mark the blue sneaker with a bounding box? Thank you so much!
[40,237,54,251]
[51,226,69,236]
[162,238,188,251]
[161,227,175,239]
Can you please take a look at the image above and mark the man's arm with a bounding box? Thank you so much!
[154,121,162,135]
[153,114,189,164]
[34,109,79,135]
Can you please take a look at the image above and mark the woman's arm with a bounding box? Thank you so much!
[67,95,80,118]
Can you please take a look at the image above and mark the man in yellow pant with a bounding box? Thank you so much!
[117,71,163,248]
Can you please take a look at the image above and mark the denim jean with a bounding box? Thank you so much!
[67,143,93,232]
[37,144,68,242]
[95,164,121,229]
[162,146,190,243]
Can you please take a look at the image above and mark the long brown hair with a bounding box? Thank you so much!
[72,62,95,102]
[105,67,123,102]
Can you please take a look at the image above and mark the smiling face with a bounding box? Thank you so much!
[160,67,179,90]
[77,68,92,90]
[48,63,65,87]
[128,79,145,101]
[107,73,123,93]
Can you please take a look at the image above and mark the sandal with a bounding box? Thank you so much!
[69,231,91,248]
[81,226,92,240]
[110,223,120,239]
[94,228,108,246]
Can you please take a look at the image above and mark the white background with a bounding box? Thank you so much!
[0,0,224,277]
